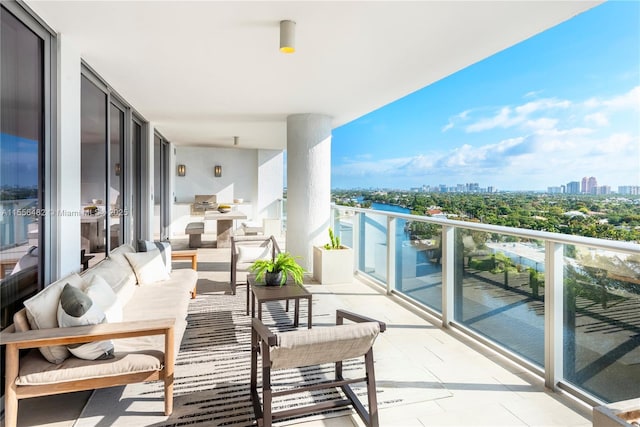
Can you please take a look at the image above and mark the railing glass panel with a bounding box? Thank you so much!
[563,244,640,403]
[454,229,546,366]
[359,211,388,283]
[395,220,443,312]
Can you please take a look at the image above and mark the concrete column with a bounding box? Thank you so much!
[286,114,332,270]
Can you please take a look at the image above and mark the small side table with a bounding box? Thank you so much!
[248,274,312,329]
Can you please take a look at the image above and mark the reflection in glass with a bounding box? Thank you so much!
[396,221,443,312]
[80,76,107,260]
[454,229,545,366]
[0,6,44,328]
[563,245,640,402]
[109,104,124,250]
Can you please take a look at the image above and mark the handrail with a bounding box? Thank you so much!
[333,204,640,255]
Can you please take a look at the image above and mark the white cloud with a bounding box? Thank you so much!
[584,112,609,126]
[582,86,640,110]
[442,110,472,133]
[465,98,570,133]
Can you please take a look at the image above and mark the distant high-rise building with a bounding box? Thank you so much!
[618,186,640,195]
[587,176,597,194]
[487,186,495,193]
[595,185,611,195]
[567,181,580,194]
[548,186,562,194]
[581,177,588,193]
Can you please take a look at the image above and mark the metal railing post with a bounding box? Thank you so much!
[441,225,455,327]
[353,211,363,274]
[545,241,564,390]
[387,216,396,295]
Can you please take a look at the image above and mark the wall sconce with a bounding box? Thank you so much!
[177,164,186,177]
[279,20,295,54]
[115,163,121,176]
[214,165,222,177]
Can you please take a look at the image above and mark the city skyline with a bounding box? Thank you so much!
[331,2,640,191]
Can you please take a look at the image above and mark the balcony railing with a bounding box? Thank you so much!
[331,204,640,406]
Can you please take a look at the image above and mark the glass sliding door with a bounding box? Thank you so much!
[80,76,107,262]
[0,5,45,328]
[131,118,143,242]
[109,103,125,250]
[153,133,170,241]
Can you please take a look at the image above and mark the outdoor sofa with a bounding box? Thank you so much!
[0,243,198,427]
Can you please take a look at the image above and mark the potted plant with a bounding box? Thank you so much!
[249,252,306,286]
[313,228,354,284]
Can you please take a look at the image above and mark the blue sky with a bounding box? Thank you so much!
[331,1,640,192]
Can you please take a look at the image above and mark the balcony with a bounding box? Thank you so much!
[9,204,639,426]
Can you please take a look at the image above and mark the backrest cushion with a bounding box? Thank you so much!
[81,259,137,306]
[57,284,115,360]
[23,272,85,363]
[125,250,171,285]
[270,322,380,370]
[237,243,272,264]
[137,240,172,274]
[85,274,123,323]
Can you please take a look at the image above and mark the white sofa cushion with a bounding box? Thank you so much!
[57,284,115,360]
[81,259,137,306]
[85,275,123,323]
[23,273,84,364]
[125,250,170,285]
[137,240,172,274]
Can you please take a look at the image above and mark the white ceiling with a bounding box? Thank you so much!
[27,1,601,150]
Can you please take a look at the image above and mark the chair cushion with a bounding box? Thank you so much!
[270,322,380,370]
[237,244,272,263]
[57,284,115,360]
[124,250,171,285]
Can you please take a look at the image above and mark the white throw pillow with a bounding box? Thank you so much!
[23,273,85,364]
[57,284,115,360]
[237,244,272,264]
[125,250,171,285]
[137,240,172,274]
[85,275,123,323]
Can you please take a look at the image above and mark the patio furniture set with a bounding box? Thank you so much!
[0,235,385,427]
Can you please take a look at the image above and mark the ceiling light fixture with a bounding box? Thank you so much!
[279,20,295,54]
[234,136,239,146]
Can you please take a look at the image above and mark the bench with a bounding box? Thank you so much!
[185,222,204,248]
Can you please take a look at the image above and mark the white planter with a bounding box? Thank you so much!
[313,245,354,284]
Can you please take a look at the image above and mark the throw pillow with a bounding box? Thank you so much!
[124,250,171,285]
[137,240,172,274]
[57,284,115,360]
[85,275,123,323]
[237,244,272,263]
[23,273,85,364]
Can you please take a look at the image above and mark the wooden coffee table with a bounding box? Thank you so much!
[248,274,312,329]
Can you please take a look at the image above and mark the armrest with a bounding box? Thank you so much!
[171,250,197,259]
[0,318,175,350]
[336,309,386,332]
[251,317,277,346]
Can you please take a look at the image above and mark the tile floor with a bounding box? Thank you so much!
[3,241,593,427]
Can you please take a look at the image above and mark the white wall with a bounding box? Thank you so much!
[175,146,258,206]
[56,34,81,278]
[257,149,284,219]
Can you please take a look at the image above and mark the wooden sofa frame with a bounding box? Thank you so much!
[0,317,175,427]
[0,249,199,427]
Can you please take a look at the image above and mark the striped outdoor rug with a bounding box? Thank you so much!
[75,283,450,426]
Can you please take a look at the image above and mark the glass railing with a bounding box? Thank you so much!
[333,204,640,406]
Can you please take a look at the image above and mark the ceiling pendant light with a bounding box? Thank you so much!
[279,20,296,54]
